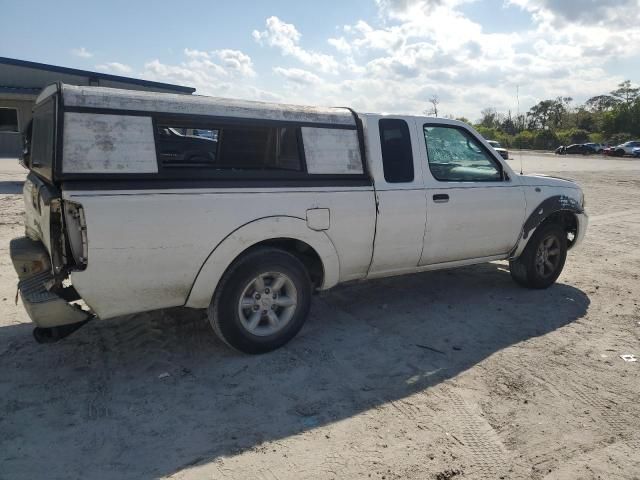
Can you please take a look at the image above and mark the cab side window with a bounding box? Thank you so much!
[423,125,502,182]
[379,119,414,183]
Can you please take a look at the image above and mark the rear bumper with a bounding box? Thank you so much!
[10,237,91,328]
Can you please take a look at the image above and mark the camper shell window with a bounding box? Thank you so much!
[29,97,57,181]
[155,122,303,172]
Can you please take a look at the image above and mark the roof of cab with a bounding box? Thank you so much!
[53,83,356,127]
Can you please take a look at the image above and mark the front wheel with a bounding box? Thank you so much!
[510,222,567,289]
[208,248,312,354]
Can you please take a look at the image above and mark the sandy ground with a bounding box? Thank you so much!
[0,153,639,480]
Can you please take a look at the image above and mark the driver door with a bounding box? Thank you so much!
[418,122,525,266]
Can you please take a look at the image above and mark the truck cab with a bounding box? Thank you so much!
[364,115,528,274]
[11,84,587,353]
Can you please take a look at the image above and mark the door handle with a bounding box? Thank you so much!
[433,194,449,203]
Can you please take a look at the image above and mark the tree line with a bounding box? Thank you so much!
[460,80,640,150]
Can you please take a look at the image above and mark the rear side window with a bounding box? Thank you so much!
[156,123,303,172]
[379,119,414,183]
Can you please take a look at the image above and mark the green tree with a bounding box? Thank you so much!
[585,95,619,112]
[527,100,555,129]
[514,130,535,149]
[611,80,639,107]
[478,107,500,129]
[500,110,517,135]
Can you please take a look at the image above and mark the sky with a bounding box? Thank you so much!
[2,0,639,120]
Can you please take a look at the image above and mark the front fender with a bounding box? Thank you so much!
[510,195,585,259]
[185,216,341,309]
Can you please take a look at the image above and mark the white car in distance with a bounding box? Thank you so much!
[487,140,509,159]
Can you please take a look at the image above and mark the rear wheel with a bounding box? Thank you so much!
[208,248,312,354]
[510,222,567,289]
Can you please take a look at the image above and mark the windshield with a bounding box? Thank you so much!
[488,140,502,148]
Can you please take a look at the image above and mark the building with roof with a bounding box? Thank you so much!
[0,56,195,158]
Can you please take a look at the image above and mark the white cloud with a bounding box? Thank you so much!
[509,0,640,27]
[95,62,133,74]
[181,48,255,77]
[144,59,207,82]
[215,49,256,77]
[71,47,93,58]
[274,67,322,85]
[508,0,640,60]
[141,52,278,102]
[253,16,339,73]
[344,20,405,53]
[375,0,473,18]
[184,48,210,59]
[327,37,352,55]
[291,0,638,118]
[88,5,640,121]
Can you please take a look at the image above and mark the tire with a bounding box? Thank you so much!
[615,149,625,157]
[208,247,312,354]
[509,222,567,289]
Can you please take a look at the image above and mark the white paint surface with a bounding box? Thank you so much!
[302,128,363,174]
[363,115,429,274]
[61,84,355,126]
[66,187,376,318]
[419,184,526,265]
[62,113,158,174]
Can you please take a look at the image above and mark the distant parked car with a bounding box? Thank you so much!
[487,140,509,159]
[555,144,595,155]
[584,143,605,153]
[609,141,640,157]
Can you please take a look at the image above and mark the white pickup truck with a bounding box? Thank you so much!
[11,84,588,353]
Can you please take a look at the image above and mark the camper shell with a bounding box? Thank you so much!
[27,83,368,183]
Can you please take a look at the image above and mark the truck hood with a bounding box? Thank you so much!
[518,173,580,189]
